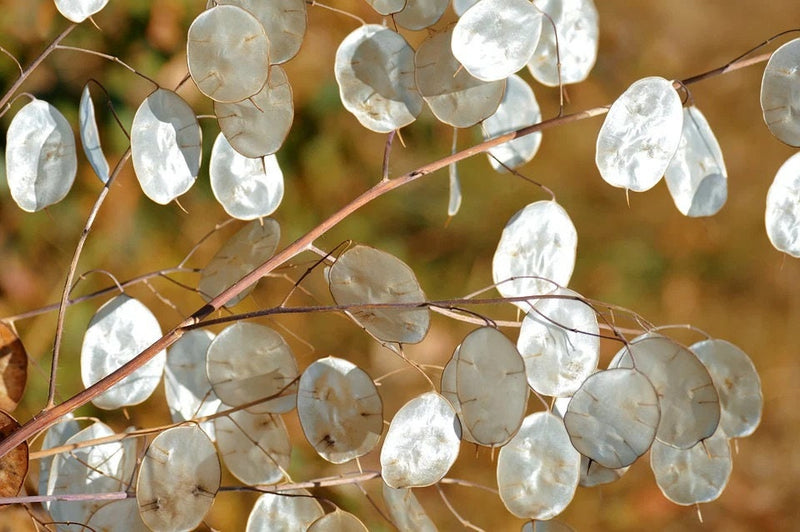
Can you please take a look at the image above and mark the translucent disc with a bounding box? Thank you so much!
[516,287,600,397]
[563,368,660,469]
[381,392,461,488]
[455,327,528,447]
[365,0,406,15]
[206,322,298,414]
[328,244,430,344]
[451,0,542,82]
[760,38,800,146]
[527,0,599,86]
[54,0,109,22]
[595,77,683,192]
[497,411,581,520]
[665,106,727,217]
[482,74,542,171]
[137,425,220,531]
[87,499,149,531]
[690,339,762,438]
[297,356,383,464]
[198,218,281,306]
[382,483,437,532]
[650,427,732,505]
[452,0,479,16]
[307,509,368,531]
[38,414,80,512]
[0,411,27,497]
[131,89,201,204]
[246,489,325,532]
[79,84,110,183]
[439,345,478,444]
[215,409,291,485]
[415,27,505,128]
[5,98,77,212]
[521,520,575,532]
[334,25,423,132]
[579,457,629,488]
[80,294,166,410]
[209,132,284,220]
[492,200,578,306]
[610,333,720,449]
[765,151,800,257]
[215,65,294,158]
[187,5,270,103]
[216,0,306,64]
[393,0,448,30]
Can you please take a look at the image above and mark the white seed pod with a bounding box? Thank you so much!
[455,327,528,447]
[334,25,423,132]
[215,65,294,158]
[394,0,448,30]
[328,245,430,344]
[79,84,110,183]
[5,98,77,212]
[452,0,479,16]
[209,133,285,220]
[481,74,542,171]
[137,425,221,531]
[765,151,800,257]
[297,357,382,464]
[415,27,505,128]
[516,287,600,397]
[690,339,762,438]
[563,368,660,469]
[87,499,149,532]
[216,0,306,64]
[198,218,281,306]
[38,414,80,512]
[665,106,727,217]
[382,483,437,532]
[131,89,201,204]
[164,329,221,440]
[246,489,325,532]
[215,409,291,485]
[595,76,683,192]
[307,509,368,531]
[451,0,542,82]
[527,0,599,87]
[381,392,461,488]
[760,38,800,146]
[54,0,109,22]
[187,5,269,103]
[579,457,629,488]
[610,333,720,449]
[439,345,478,444]
[80,294,166,410]
[206,322,298,414]
[492,200,578,307]
[365,0,406,15]
[497,411,581,520]
[650,426,732,505]
[521,520,575,532]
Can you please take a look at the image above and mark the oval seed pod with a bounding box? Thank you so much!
[87,499,149,532]
[381,392,461,488]
[760,38,800,146]
[214,409,291,485]
[297,356,383,464]
[595,76,683,192]
[130,89,202,204]
[393,0,448,30]
[246,489,325,532]
[439,345,478,444]
[365,0,406,15]
[307,509,368,531]
[137,425,221,531]
[38,414,80,512]
[54,0,109,22]
[382,483,437,532]
[187,5,270,102]
[328,245,430,344]
[5,98,77,212]
[79,84,110,183]
[578,457,629,488]
[216,0,306,64]
[452,0,479,16]
[765,151,800,257]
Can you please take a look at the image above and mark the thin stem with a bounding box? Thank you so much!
[54,45,159,87]
[0,491,129,505]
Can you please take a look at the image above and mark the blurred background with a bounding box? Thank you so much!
[0,0,799,530]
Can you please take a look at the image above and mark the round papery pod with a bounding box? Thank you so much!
[137,425,221,532]
[80,294,166,410]
[335,25,422,133]
[595,76,683,192]
[650,426,732,506]
[451,0,543,82]
[455,327,529,447]
[214,409,291,485]
[246,489,325,532]
[609,332,720,449]
[54,0,109,22]
[578,457,629,488]
[690,338,762,438]
[206,322,299,414]
[516,287,599,397]
[187,5,270,103]
[382,483,437,532]
[5,98,77,212]
[87,499,149,532]
[497,411,581,520]
[215,0,306,64]
[297,356,383,464]
[131,89,201,204]
[365,0,406,15]
[393,0,448,30]
[452,0,479,16]
[765,151,800,257]
[563,368,660,469]
[492,200,577,307]
[521,520,575,532]
[79,84,110,183]
[38,414,80,512]
[760,38,800,146]
[381,392,461,488]
[439,345,478,444]
[328,245,430,344]
[307,509,368,531]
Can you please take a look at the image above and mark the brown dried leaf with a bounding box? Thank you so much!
[0,323,27,412]
[0,410,28,497]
